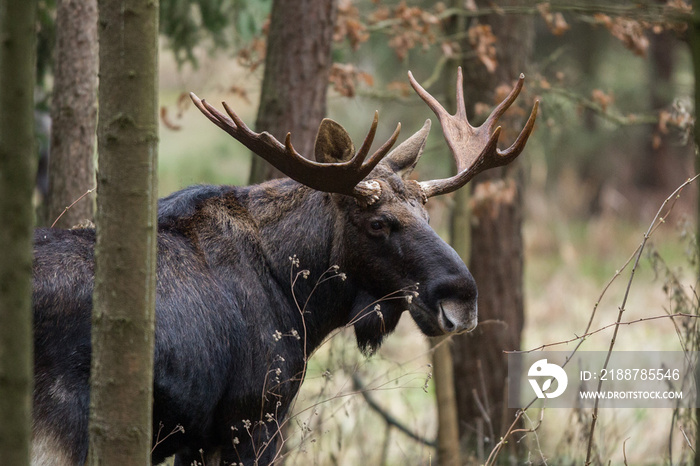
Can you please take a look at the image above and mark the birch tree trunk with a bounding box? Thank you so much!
[88,0,159,462]
[0,0,37,463]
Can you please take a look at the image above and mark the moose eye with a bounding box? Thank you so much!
[367,219,389,238]
[370,220,384,231]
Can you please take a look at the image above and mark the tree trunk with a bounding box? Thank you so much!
[640,28,684,192]
[690,2,700,465]
[248,0,337,184]
[88,0,158,463]
[0,0,37,463]
[47,0,98,228]
[451,0,533,459]
[431,337,461,466]
[431,42,464,466]
[248,1,336,459]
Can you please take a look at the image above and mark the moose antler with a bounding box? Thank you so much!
[409,67,538,199]
[189,93,401,197]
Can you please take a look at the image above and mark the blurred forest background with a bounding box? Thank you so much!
[23,0,700,464]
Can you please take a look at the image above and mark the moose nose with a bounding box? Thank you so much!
[438,299,478,334]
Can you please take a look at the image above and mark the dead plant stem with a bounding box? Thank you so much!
[585,175,699,465]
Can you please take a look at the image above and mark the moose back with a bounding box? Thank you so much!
[31,69,537,465]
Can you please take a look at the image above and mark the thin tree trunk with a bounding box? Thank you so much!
[88,0,158,462]
[639,0,689,195]
[431,41,464,466]
[0,0,37,463]
[248,0,337,184]
[47,0,98,228]
[431,337,461,466]
[451,0,533,458]
[690,3,700,465]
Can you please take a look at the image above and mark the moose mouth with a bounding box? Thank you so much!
[409,298,478,337]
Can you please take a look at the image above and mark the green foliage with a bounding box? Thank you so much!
[35,0,272,79]
[159,0,272,67]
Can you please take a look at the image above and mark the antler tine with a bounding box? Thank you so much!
[359,121,402,173]
[351,111,379,168]
[483,74,525,131]
[220,99,311,166]
[455,67,467,120]
[190,93,238,136]
[408,71,451,122]
[220,101,254,136]
[499,99,539,159]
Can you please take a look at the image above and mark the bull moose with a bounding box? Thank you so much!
[31,68,537,465]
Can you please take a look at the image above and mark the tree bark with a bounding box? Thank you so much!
[88,0,158,463]
[431,41,464,466]
[0,0,37,463]
[248,0,337,184]
[690,3,700,465]
[248,1,336,459]
[639,27,686,193]
[47,0,98,228]
[431,337,461,466]
[451,0,533,458]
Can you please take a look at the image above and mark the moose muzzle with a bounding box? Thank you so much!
[438,298,478,334]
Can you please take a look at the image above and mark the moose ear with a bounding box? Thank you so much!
[314,118,356,164]
[384,119,431,179]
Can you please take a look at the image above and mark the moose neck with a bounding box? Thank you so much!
[242,178,357,352]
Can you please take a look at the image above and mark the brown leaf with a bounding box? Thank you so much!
[329,63,374,98]
[591,89,614,112]
[368,5,390,23]
[537,3,570,36]
[387,81,411,97]
[236,37,267,72]
[160,106,182,131]
[373,2,440,60]
[666,0,691,15]
[473,102,492,118]
[595,15,649,56]
[658,109,672,134]
[441,40,458,58]
[335,0,369,49]
[470,179,517,220]
[228,86,251,105]
[468,24,498,73]
[358,71,374,87]
[176,92,190,116]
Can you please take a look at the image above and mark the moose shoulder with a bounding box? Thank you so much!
[31,69,537,466]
